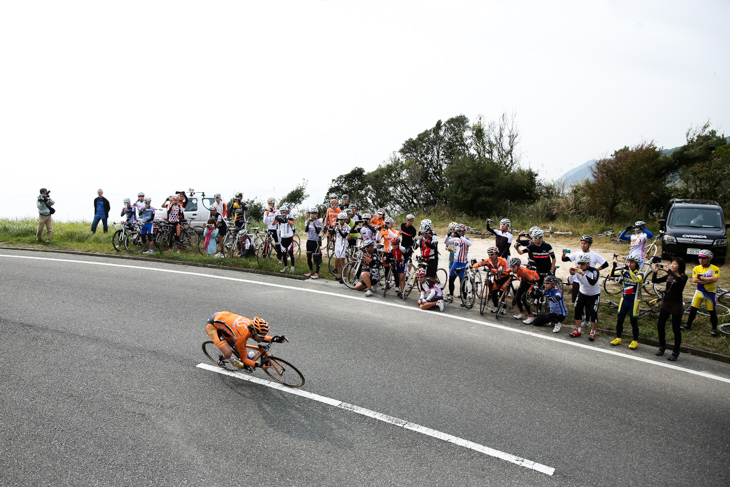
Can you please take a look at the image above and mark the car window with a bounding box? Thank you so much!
[669,208,723,228]
[185,198,198,212]
[203,198,216,209]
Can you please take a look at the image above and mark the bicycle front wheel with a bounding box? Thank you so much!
[436,268,448,288]
[263,356,305,388]
[342,260,362,290]
[460,275,477,309]
[112,230,125,252]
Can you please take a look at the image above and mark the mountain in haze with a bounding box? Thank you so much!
[555,146,682,188]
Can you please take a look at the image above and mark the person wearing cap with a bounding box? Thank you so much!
[36,187,54,244]
[303,207,323,278]
[338,194,350,211]
[91,189,111,234]
[682,250,721,336]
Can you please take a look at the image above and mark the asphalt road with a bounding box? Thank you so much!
[1,249,729,486]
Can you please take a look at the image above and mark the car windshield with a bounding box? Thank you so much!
[668,208,724,228]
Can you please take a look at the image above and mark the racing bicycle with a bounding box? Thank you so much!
[202,337,305,388]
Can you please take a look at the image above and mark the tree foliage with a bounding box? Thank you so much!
[281,179,309,209]
[326,113,536,215]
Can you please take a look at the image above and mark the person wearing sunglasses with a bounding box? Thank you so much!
[682,250,721,337]
[205,312,286,370]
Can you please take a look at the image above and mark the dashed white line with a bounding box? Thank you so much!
[196,362,555,476]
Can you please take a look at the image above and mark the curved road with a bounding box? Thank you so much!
[1,249,729,486]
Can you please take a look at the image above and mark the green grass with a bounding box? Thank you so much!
[3,216,728,357]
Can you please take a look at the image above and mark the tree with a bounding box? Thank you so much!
[581,142,663,222]
[281,179,309,209]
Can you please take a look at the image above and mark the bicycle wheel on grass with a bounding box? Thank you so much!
[263,356,305,388]
[685,302,730,318]
[202,341,240,372]
[112,230,125,252]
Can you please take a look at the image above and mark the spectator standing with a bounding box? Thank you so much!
[36,188,54,244]
[165,196,185,253]
[121,198,137,225]
[304,207,323,278]
[569,254,601,341]
[609,255,644,350]
[134,192,146,214]
[91,189,111,234]
[276,205,296,273]
[653,258,688,360]
[138,197,156,254]
[204,218,219,256]
[486,218,513,259]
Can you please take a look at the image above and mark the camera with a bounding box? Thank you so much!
[651,256,662,264]
[275,215,287,224]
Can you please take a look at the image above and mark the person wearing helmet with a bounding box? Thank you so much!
[444,224,472,304]
[323,195,341,255]
[473,246,510,313]
[339,194,350,211]
[230,192,248,235]
[445,223,459,269]
[354,239,381,297]
[400,214,417,270]
[303,207,323,278]
[205,312,286,370]
[415,268,445,311]
[682,250,721,337]
[138,197,156,254]
[486,218,513,259]
[653,257,688,360]
[529,275,568,332]
[509,257,540,323]
[263,197,282,264]
[415,219,439,278]
[388,235,408,297]
[120,197,137,226]
[377,218,399,289]
[619,220,654,268]
[514,227,556,285]
[569,253,601,340]
[134,192,146,214]
[91,189,111,234]
[276,205,296,273]
[609,255,644,349]
[562,235,608,321]
[333,212,351,282]
[358,213,376,243]
[348,203,360,221]
[370,209,385,231]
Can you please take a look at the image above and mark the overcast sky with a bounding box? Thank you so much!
[2,0,728,222]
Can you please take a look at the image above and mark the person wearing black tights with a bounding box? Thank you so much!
[653,258,688,361]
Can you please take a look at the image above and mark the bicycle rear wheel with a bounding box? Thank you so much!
[202,341,239,371]
[403,271,416,299]
[603,273,623,296]
[719,322,730,336]
[495,286,511,320]
[479,280,491,315]
[263,356,305,388]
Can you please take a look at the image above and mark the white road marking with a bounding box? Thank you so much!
[196,362,555,476]
[3,252,730,384]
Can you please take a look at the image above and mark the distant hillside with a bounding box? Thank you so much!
[556,146,681,188]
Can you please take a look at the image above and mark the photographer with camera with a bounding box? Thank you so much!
[36,188,55,244]
[304,207,323,278]
[276,206,296,273]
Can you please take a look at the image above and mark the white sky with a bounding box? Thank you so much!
[1,0,728,222]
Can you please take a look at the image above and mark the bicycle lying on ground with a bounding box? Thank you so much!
[202,337,305,388]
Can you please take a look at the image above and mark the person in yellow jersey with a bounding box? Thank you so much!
[681,250,721,336]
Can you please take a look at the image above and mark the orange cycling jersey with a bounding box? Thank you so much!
[475,256,508,275]
[325,207,340,227]
[513,265,539,283]
[205,311,272,368]
[379,228,399,253]
[370,217,384,229]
